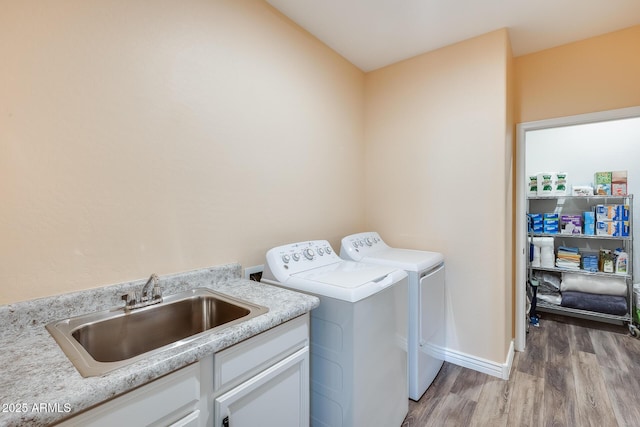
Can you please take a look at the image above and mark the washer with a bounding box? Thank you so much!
[340,232,445,401]
[262,240,408,427]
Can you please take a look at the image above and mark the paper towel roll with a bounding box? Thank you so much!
[554,172,568,195]
[537,173,554,196]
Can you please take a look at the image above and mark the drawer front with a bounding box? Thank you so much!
[57,363,201,427]
[214,314,309,393]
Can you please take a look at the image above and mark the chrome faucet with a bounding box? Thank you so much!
[121,273,163,310]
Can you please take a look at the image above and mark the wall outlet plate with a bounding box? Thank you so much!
[244,265,264,281]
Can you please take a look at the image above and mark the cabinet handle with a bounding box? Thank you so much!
[222,416,229,427]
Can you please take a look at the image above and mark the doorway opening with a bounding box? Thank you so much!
[515,106,640,351]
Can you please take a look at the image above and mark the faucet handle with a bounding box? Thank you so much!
[152,285,163,300]
[121,291,137,306]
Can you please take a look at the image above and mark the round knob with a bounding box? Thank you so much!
[325,246,332,254]
[358,240,364,247]
[282,254,290,264]
[352,241,358,248]
[317,247,324,255]
[304,248,315,260]
[365,238,372,246]
[292,253,300,261]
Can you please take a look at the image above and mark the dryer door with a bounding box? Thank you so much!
[416,263,445,396]
[419,263,445,349]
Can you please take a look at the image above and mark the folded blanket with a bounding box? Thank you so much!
[561,291,628,316]
[561,273,627,296]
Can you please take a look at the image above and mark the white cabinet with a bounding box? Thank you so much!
[213,314,310,427]
[214,348,308,427]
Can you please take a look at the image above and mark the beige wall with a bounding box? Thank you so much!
[515,25,640,123]
[0,0,365,304]
[364,29,513,363]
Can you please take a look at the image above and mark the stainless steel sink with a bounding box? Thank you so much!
[46,288,269,377]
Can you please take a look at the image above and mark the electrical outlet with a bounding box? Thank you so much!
[244,265,264,282]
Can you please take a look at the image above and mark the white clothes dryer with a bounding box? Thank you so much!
[340,232,445,401]
[262,240,408,427]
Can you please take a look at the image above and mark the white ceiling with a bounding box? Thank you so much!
[266,0,640,72]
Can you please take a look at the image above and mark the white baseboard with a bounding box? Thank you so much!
[442,339,515,380]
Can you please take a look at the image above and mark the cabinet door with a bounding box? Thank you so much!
[214,347,309,427]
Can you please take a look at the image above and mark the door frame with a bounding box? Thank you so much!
[515,106,640,352]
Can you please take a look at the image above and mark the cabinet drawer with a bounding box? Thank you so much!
[214,314,309,392]
[56,363,201,427]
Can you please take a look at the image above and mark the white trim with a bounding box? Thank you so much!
[515,106,640,353]
[442,340,515,380]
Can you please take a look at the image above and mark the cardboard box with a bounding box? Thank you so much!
[612,170,628,196]
[594,172,612,195]
[560,215,582,234]
[595,204,629,221]
[582,254,599,272]
[595,220,629,237]
[583,212,595,235]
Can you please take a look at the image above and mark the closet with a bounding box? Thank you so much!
[516,111,640,349]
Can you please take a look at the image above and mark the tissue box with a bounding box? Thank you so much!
[594,172,612,195]
[584,212,595,235]
[596,221,629,237]
[560,215,582,234]
[595,204,629,221]
[612,170,628,196]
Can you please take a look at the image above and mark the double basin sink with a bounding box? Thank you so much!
[46,288,269,377]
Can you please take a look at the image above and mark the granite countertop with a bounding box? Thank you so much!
[0,263,319,427]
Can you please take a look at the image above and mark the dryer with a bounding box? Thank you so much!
[262,240,408,427]
[340,232,445,401]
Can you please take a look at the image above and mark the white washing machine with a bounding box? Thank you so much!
[262,240,408,427]
[340,232,445,401]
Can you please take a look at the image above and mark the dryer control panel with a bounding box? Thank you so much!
[264,240,341,278]
[340,231,388,260]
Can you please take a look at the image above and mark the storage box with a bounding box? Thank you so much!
[543,213,559,234]
[594,172,612,195]
[595,204,629,221]
[583,212,595,235]
[612,170,628,196]
[572,185,594,196]
[560,215,582,234]
[582,254,599,272]
[595,220,629,237]
[528,214,543,233]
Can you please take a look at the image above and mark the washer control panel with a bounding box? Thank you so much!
[340,231,387,260]
[266,240,340,277]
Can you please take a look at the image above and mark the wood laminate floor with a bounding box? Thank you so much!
[402,313,640,427]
